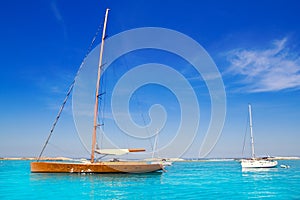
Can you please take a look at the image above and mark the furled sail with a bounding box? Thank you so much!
[95,148,145,155]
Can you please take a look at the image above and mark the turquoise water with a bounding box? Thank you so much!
[0,160,299,199]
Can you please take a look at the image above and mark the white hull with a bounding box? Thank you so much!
[151,161,172,166]
[241,159,278,168]
[144,158,172,166]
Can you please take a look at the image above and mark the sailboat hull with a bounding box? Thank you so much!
[31,161,164,173]
[241,159,278,168]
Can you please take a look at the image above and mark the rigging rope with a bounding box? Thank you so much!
[97,67,107,150]
[122,55,155,152]
[37,23,103,161]
[242,109,249,157]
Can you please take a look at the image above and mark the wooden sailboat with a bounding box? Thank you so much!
[240,104,277,168]
[31,8,164,173]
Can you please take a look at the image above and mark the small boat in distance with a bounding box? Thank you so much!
[240,104,278,168]
[31,8,164,173]
[144,130,172,166]
[280,164,290,169]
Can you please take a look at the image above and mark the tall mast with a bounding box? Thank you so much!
[152,130,159,158]
[248,104,255,159]
[91,8,110,163]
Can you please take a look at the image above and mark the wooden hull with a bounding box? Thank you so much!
[31,161,164,173]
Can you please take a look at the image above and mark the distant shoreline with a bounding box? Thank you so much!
[1,156,300,161]
[0,157,74,161]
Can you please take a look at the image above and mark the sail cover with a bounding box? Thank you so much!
[95,148,145,155]
[95,149,130,155]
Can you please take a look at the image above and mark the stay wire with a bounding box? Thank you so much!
[242,109,249,157]
[97,67,107,150]
[37,22,103,161]
[122,55,154,152]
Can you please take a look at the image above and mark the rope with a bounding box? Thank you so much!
[37,81,74,160]
[48,142,78,158]
[121,55,154,152]
[242,109,249,157]
[37,22,103,161]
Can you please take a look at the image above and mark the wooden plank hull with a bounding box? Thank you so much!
[31,161,164,173]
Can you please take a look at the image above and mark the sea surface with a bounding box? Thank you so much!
[0,160,299,199]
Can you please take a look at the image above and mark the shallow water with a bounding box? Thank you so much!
[0,160,299,199]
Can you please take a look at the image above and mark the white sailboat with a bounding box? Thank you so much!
[240,104,278,168]
[148,131,172,166]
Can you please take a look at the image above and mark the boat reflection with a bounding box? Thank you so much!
[30,171,164,198]
[30,171,163,181]
[242,167,278,173]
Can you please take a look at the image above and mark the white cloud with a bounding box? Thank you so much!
[226,37,300,92]
[51,1,63,23]
[50,1,67,38]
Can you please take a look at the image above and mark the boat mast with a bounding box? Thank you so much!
[91,8,110,163]
[152,130,159,158]
[248,104,255,159]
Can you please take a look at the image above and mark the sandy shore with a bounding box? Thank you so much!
[0,157,74,161]
[1,156,299,161]
[272,156,300,160]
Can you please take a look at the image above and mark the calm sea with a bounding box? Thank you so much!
[0,160,299,199]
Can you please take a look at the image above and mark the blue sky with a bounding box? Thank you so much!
[0,0,299,159]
